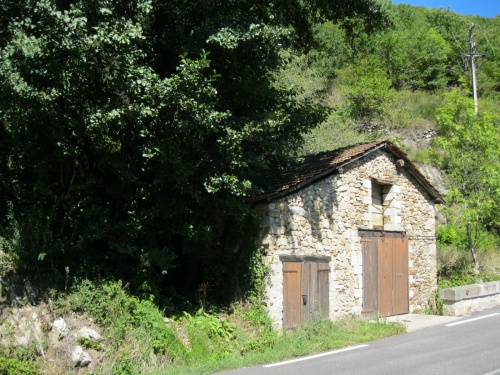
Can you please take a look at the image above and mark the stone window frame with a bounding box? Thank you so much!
[370,178,400,231]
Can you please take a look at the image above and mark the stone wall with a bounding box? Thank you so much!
[257,149,438,328]
[440,281,500,316]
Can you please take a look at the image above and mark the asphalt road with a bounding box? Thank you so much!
[219,307,500,375]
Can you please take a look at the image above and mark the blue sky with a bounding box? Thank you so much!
[391,0,500,18]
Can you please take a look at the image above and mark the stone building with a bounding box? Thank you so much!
[252,140,444,329]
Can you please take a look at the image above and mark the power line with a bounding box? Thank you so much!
[476,23,496,56]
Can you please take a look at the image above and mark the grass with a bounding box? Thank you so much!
[150,316,405,375]
[0,256,405,375]
[384,90,442,131]
[300,87,444,157]
[437,246,500,290]
[301,114,368,155]
[45,281,404,374]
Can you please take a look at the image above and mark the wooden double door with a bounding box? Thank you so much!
[360,231,409,319]
[281,256,330,329]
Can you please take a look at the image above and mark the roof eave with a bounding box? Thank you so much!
[261,143,387,203]
[251,140,445,205]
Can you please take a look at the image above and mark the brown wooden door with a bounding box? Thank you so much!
[283,260,329,328]
[362,233,409,318]
[316,262,330,320]
[393,237,409,315]
[301,262,315,323]
[361,238,378,319]
[378,237,395,316]
[283,262,302,329]
[378,237,409,316]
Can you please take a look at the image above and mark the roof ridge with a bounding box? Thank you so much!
[251,139,444,204]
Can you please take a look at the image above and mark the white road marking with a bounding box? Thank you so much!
[445,313,500,327]
[481,368,500,375]
[263,344,369,368]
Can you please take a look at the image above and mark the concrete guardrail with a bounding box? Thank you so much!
[440,281,500,316]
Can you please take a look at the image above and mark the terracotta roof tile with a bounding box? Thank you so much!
[261,140,385,193]
[254,139,444,204]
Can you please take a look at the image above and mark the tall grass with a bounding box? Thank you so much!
[301,88,444,156]
[301,114,368,155]
[51,279,189,375]
[153,316,404,375]
[52,280,404,375]
[438,246,500,289]
[385,90,442,131]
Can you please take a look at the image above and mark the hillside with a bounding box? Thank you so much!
[276,4,500,154]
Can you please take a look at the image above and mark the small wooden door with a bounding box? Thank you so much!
[361,232,409,318]
[282,257,330,328]
[283,262,302,328]
[361,237,379,319]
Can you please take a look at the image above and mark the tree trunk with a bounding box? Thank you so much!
[467,222,481,278]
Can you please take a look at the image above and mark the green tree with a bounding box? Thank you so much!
[374,5,451,90]
[433,90,500,275]
[0,0,387,301]
[346,57,393,121]
[307,21,353,79]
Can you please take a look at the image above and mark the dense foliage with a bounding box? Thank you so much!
[0,0,389,301]
[432,90,500,273]
[1,1,499,373]
[43,279,401,374]
[299,5,500,106]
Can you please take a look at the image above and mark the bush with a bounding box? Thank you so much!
[0,355,41,375]
[55,279,188,373]
[437,223,498,253]
[183,309,236,361]
[346,60,394,122]
[0,325,42,375]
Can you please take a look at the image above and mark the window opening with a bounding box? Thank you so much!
[372,182,392,230]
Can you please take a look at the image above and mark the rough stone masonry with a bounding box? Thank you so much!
[256,148,438,329]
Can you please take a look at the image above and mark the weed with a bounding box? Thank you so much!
[409,149,432,164]
[77,336,102,351]
[111,356,139,375]
[237,303,277,355]
[0,353,42,375]
[183,309,237,361]
[0,321,43,375]
[385,90,442,130]
[301,114,368,155]
[54,279,188,374]
[154,315,404,375]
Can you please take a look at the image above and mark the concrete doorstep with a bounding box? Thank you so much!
[381,314,460,332]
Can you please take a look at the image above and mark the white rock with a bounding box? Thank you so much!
[15,335,29,346]
[71,345,92,367]
[52,318,67,339]
[77,327,101,341]
[71,345,83,362]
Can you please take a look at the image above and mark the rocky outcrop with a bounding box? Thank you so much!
[0,304,105,373]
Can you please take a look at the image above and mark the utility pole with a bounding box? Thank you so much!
[462,23,485,114]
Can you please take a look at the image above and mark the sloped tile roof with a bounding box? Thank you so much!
[254,139,444,203]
